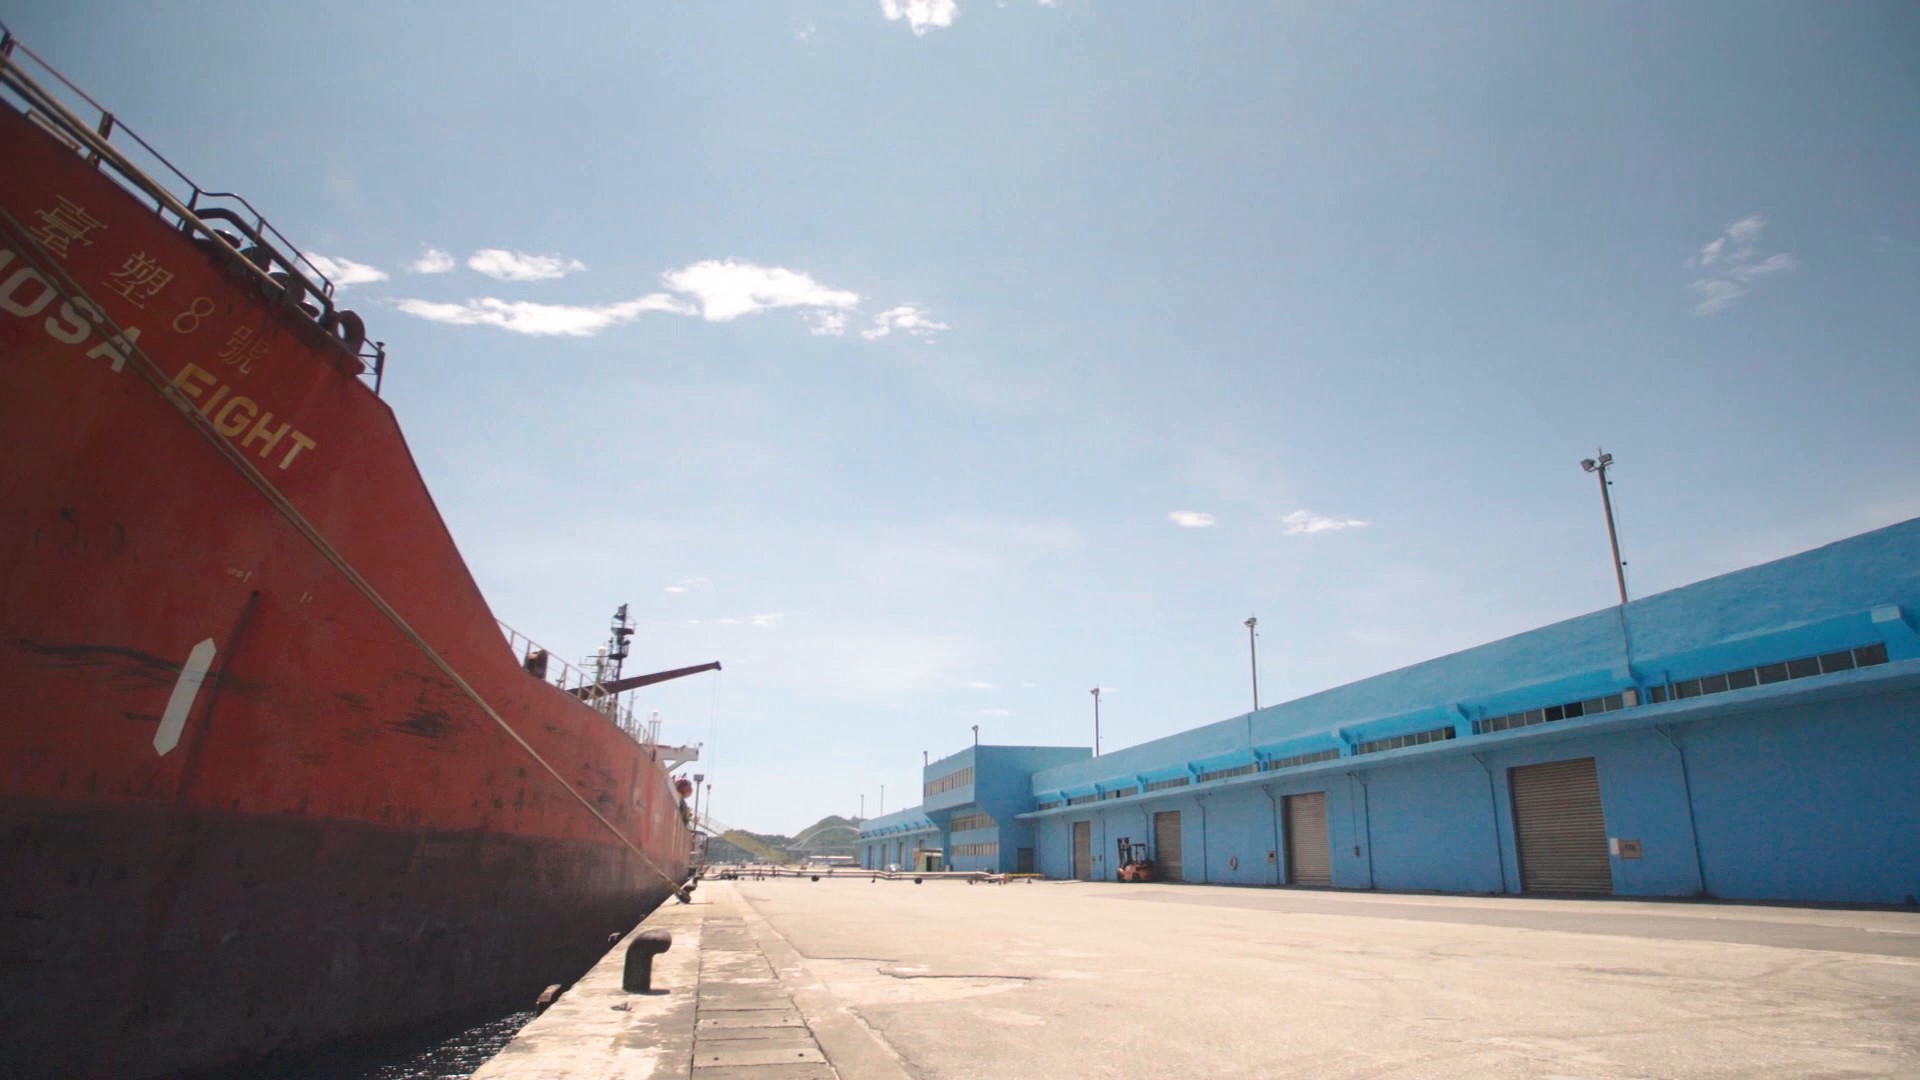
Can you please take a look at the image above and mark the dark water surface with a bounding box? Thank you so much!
[188,1003,534,1080]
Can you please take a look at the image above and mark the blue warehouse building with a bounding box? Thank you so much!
[860,519,1920,903]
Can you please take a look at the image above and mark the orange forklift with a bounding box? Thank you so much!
[1115,837,1155,883]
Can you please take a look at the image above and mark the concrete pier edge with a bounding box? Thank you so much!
[472,881,910,1079]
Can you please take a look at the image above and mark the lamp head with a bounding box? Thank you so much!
[1581,459,1597,472]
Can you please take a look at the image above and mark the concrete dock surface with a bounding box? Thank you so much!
[477,876,1920,1078]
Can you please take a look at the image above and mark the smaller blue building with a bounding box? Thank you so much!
[859,745,1086,872]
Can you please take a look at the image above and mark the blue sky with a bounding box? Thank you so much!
[12,2,1917,832]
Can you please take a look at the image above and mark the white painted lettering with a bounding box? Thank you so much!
[83,325,141,373]
[45,297,101,345]
[0,267,55,317]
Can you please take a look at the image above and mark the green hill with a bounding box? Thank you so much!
[703,814,863,864]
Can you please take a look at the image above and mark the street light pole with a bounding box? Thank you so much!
[1581,449,1629,606]
[692,772,705,832]
[880,784,884,816]
[1244,616,1260,712]
[972,724,979,747]
[1090,687,1102,756]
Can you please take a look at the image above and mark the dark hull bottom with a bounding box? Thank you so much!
[0,798,678,1078]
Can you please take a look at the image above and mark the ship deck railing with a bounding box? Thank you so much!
[497,620,660,746]
[0,24,388,390]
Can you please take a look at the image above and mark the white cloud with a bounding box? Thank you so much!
[978,708,1011,717]
[394,294,691,336]
[409,247,455,274]
[963,680,998,689]
[305,254,388,287]
[662,259,860,322]
[467,248,588,282]
[747,613,785,628]
[1281,509,1368,535]
[663,576,710,594]
[1687,216,1796,316]
[860,304,950,341]
[1167,510,1217,528]
[881,0,958,35]
[396,256,940,342]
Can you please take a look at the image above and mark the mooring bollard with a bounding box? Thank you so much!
[623,928,674,993]
[535,983,563,1014]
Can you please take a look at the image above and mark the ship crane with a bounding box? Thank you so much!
[564,604,720,768]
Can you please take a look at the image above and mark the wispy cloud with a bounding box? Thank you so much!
[409,247,455,274]
[978,707,1010,717]
[393,294,691,336]
[663,259,860,322]
[1281,509,1368,535]
[1687,216,1796,316]
[305,254,388,287]
[467,248,589,282]
[1167,510,1217,528]
[881,0,958,35]
[860,304,950,341]
[396,258,943,341]
[963,680,998,689]
[706,612,787,628]
[663,576,710,594]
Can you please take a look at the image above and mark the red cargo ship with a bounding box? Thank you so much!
[0,32,705,1077]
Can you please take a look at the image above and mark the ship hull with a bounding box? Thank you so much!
[0,63,688,1077]
[2,797,673,1077]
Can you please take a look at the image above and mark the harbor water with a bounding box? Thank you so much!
[189,1003,532,1080]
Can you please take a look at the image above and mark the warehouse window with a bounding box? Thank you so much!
[1144,776,1191,792]
[1262,748,1341,772]
[1353,725,1456,755]
[924,766,974,798]
[1036,799,1062,811]
[1474,690,1635,735]
[952,842,999,857]
[1197,763,1257,783]
[1646,642,1889,704]
[1106,785,1139,799]
[949,812,995,832]
[1066,794,1098,806]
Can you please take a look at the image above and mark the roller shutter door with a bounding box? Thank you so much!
[1071,821,1092,881]
[1284,792,1332,886]
[1510,757,1612,895]
[1153,810,1184,881]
